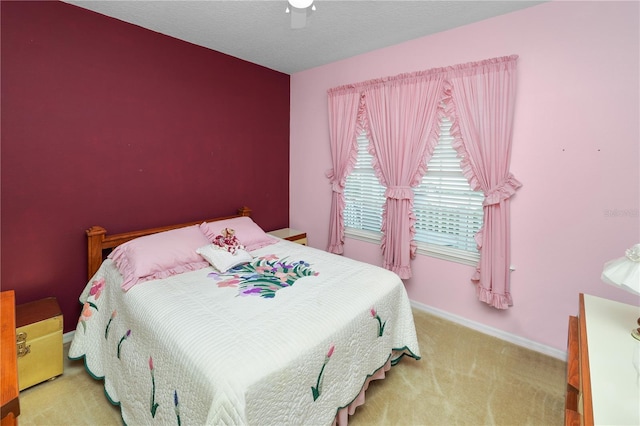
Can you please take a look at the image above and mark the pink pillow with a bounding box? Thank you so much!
[108,225,211,291]
[200,217,277,252]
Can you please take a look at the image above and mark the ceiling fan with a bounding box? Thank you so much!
[285,0,316,29]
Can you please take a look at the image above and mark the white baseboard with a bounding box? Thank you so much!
[410,300,567,361]
[64,302,567,361]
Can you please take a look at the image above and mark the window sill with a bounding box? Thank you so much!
[344,228,479,267]
[344,228,381,245]
[414,244,479,267]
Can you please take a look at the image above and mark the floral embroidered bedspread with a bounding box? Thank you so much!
[209,254,319,298]
[69,240,420,426]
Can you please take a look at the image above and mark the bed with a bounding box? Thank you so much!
[69,207,420,425]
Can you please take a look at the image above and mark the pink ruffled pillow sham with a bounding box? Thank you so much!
[200,216,277,252]
[108,225,211,291]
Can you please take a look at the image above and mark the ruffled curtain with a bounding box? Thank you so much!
[325,89,364,254]
[447,55,521,308]
[362,75,445,278]
[326,55,520,306]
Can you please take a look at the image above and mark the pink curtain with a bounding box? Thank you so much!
[326,55,520,304]
[362,74,445,278]
[325,88,364,254]
[447,55,521,308]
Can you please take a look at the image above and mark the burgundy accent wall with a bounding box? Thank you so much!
[1,1,290,332]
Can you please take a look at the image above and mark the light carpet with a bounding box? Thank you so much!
[17,308,565,425]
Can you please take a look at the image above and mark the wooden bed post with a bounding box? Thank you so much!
[238,206,251,217]
[86,226,107,280]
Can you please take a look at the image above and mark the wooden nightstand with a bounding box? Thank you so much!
[268,228,307,245]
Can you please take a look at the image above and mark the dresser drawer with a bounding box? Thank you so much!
[15,298,63,391]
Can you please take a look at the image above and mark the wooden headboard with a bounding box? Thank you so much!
[85,206,252,280]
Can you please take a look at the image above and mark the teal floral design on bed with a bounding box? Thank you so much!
[208,254,319,298]
[105,310,117,339]
[149,357,159,418]
[78,278,105,332]
[174,390,181,426]
[371,307,386,337]
[117,329,131,359]
[311,344,334,401]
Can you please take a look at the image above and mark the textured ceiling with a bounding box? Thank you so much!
[64,0,544,74]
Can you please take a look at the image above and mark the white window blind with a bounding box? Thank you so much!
[343,118,484,265]
[343,133,385,234]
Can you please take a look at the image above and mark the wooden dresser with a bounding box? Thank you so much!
[566,293,640,425]
[1,290,20,425]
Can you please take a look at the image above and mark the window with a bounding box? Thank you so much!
[343,118,484,265]
[343,132,385,236]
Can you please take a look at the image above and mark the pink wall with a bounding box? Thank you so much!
[290,1,639,353]
[1,1,290,332]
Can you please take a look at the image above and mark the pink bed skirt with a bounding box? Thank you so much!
[333,357,393,425]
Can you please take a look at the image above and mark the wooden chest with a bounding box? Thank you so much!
[15,297,63,391]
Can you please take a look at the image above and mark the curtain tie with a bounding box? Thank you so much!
[483,174,522,206]
[385,186,413,200]
[325,168,344,193]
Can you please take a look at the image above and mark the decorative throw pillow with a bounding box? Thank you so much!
[108,225,211,291]
[196,244,253,273]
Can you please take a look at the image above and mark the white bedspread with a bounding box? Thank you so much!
[69,240,420,425]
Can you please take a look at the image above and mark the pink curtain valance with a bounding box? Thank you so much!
[327,55,518,96]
